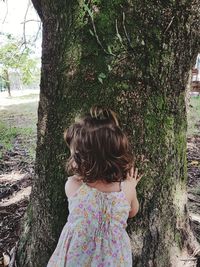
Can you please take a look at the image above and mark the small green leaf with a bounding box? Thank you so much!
[83,3,93,18]
[98,77,103,84]
[98,72,106,79]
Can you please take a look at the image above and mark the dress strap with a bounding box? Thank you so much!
[119,180,122,191]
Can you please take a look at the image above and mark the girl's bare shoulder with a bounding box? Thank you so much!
[65,175,83,198]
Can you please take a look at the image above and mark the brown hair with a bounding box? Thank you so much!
[64,106,134,183]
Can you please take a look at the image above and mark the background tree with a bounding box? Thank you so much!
[17,1,200,266]
[0,35,40,96]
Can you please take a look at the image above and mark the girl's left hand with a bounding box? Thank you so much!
[127,167,144,186]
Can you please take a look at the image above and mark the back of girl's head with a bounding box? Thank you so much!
[64,106,133,183]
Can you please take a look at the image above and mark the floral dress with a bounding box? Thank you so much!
[47,181,132,267]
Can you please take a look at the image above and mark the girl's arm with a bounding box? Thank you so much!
[128,186,139,218]
[126,167,142,218]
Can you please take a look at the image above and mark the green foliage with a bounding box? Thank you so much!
[0,122,19,151]
[98,72,106,83]
[0,35,40,86]
[83,3,93,18]
[0,121,34,159]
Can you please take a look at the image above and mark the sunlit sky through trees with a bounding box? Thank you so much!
[0,0,42,57]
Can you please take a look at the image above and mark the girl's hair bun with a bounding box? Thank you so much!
[90,106,119,126]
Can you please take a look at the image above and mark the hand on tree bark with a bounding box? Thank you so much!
[127,154,147,185]
[127,166,144,186]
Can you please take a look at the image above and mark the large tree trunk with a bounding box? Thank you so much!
[17,1,200,266]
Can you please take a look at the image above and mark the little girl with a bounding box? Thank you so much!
[47,106,142,267]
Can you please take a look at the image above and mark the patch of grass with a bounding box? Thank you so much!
[0,102,38,129]
[187,96,200,137]
[0,122,19,151]
[0,121,36,159]
[20,127,34,136]
[0,92,38,160]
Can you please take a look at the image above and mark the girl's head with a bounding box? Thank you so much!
[64,106,134,183]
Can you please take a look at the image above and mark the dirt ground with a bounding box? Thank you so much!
[0,92,200,267]
[0,90,38,267]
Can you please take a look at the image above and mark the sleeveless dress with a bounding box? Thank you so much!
[47,181,132,267]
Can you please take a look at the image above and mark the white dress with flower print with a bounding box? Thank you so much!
[47,180,132,267]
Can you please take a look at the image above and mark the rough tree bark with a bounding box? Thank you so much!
[17,1,200,266]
